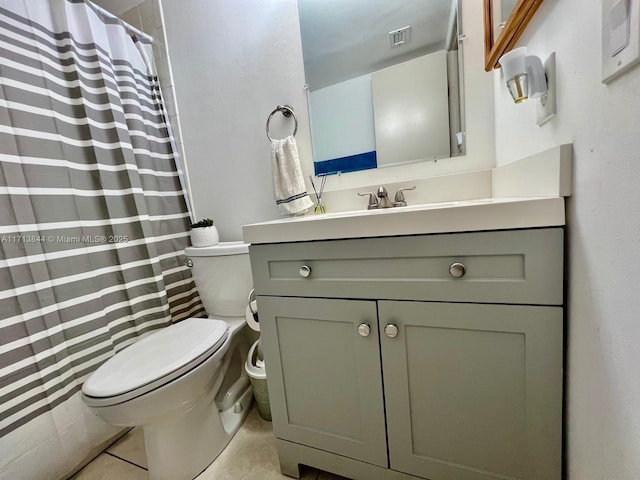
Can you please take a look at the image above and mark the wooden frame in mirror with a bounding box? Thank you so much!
[483,0,544,71]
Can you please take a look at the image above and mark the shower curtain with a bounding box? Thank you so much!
[0,1,205,478]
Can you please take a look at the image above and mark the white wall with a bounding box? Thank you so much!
[493,1,640,478]
[309,74,375,162]
[372,50,450,167]
[161,0,313,240]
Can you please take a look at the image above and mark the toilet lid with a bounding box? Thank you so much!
[83,318,228,400]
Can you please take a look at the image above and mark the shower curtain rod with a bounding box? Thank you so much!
[84,0,154,44]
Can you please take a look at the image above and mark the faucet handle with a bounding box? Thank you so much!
[357,192,379,210]
[393,186,416,207]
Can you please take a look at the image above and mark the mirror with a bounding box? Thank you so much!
[297,0,464,176]
[490,0,518,41]
[483,0,544,71]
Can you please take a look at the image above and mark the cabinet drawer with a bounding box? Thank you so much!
[250,228,563,305]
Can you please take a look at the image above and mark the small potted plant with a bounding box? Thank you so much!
[190,218,219,247]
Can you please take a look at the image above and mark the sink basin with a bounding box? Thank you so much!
[242,197,565,244]
[294,201,460,219]
[270,198,495,222]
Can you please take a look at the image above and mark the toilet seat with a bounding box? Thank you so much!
[82,318,228,406]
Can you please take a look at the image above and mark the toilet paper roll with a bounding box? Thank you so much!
[245,302,260,332]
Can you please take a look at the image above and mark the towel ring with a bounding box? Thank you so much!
[266,105,298,141]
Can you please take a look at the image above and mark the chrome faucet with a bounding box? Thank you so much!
[376,186,394,208]
[358,185,417,209]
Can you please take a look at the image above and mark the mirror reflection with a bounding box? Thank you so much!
[491,0,518,43]
[297,0,464,176]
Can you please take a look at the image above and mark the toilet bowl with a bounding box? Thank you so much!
[82,241,255,480]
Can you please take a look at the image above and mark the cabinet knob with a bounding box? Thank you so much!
[299,265,312,278]
[384,324,399,338]
[449,262,466,278]
[357,323,371,337]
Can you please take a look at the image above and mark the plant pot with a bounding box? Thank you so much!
[190,226,219,247]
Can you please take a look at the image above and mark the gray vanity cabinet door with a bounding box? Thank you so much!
[378,301,562,480]
[258,296,388,467]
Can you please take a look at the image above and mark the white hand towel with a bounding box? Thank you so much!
[271,135,314,215]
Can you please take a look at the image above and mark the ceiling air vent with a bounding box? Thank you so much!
[389,26,411,48]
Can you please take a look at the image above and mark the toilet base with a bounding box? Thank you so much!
[143,384,254,480]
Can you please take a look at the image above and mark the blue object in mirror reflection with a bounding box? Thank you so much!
[314,151,377,176]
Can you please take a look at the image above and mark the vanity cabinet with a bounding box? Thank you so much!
[250,228,564,480]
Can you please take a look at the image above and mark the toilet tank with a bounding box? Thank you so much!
[185,242,253,317]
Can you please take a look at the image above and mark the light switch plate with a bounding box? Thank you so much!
[602,0,640,83]
[537,53,556,126]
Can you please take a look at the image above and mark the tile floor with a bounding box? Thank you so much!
[72,405,349,480]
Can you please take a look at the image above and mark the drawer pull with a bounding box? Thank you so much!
[299,265,312,278]
[357,323,371,337]
[449,262,466,278]
[384,324,399,338]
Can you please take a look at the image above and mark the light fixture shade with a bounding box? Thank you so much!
[499,47,548,104]
[499,47,529,103]
[499,47,527,81]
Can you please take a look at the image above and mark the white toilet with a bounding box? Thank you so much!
[82,241,255,480]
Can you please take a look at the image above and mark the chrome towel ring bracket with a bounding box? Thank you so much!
[266,105,298,141]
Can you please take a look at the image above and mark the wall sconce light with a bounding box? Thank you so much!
[498,47,557,125]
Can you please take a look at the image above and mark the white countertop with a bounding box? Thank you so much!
[242,197,566,244]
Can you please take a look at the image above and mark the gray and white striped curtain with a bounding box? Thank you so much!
[0,1,205,476]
